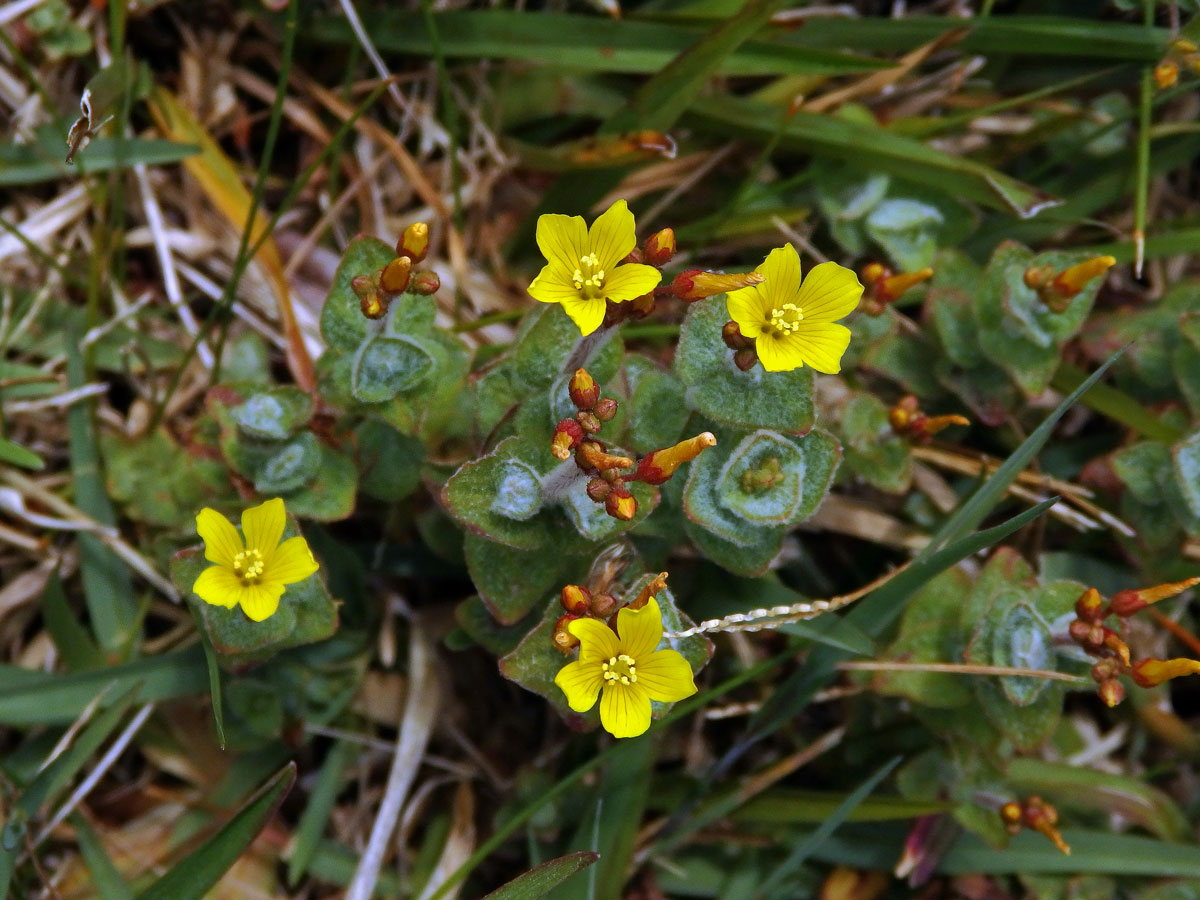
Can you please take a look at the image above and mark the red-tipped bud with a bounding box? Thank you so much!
[575,441,633,474]
[1111,577,1200,617]
[671,269,765,302]
[1074,587,1106,623]
[552,614,580,653]
[605,486,637,521]
[1131,657,1200,688]
[569,368,601,410]
[551,418,585,461]
[643,228,676,267]
[560,584,592,615]
[586,477,611,503]
[397,222,429,263]
[380,256,412,294]
[1101,628,1132,667]
[1155,60,1180,89]
[628,292,656,318]
[576,410,603,434]
[861,262,889,287]
[722,320,753,351]
[593,397,618,422]
[590,592,618,618]
[1098,679,1125,707]
[633,432,717,485]
[410,271,441,295]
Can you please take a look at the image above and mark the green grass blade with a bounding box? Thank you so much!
[71,814,134,900]
[757,757,902,898]
[939,829,1200,876]
[66,323,138,654]
[42,570,105,670]
[585,737,653,900]
[135,763,296,900]
[0,437,44,470]
[307,11,888,77]
[286,739,357,887]
[1051,362,1183,443]
[0,139,198,187]
[482,852,602,900]
[0,646,207,726]
[920,348,1124,557]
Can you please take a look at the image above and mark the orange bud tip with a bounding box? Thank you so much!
[380,256,413,294]
[1113,577,1200,617]
[1097,679,1124,707]
[1131,657,1200,688]
[1050,256,1116,300]
[605,489,637,521]
[918,414,970,437]
[1074,587,1105,622]
[643,228,676,267]
[861,262,889,286]
[552,614,580,653]
[561,585,592,615]
[877,268,934,303]
[630,572,668,610]
[1155,61,1180,89]
[398,222,430,262]
[569,368,601,410]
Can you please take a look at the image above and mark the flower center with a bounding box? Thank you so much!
[232,548,265,585]
[571,253,606,300]
[602,654,638,687]
[768,302,803,334]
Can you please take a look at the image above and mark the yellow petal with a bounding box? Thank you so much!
[726,284,772,339]
[555,659,605,712]
[757,243,803,311]
[795,261,863,322]
[588,199,638,270]
[603,263,661,303]
[242,498,286,557]
[792,321,853,374]
[755,333,807,373]
[536,213,589,270]
[617,596,664,661]
[559,296,607,336]
[528,264,580,305]
[268,536,319,585]
[568,616,621,662]
[192,565,242,608]
[196,508,242,567]
[599,683,652,738]
[239,582,286,622]
[636,649,697,703]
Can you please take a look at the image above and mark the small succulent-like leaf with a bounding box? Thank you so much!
[442,437,554,550]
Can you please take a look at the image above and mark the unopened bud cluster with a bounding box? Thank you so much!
[860,262,933,316]
[887,395,970,443]
[553,572,668,654]
[720,320,759,371]
[1000,796,1070,855]
[1022,255,1114,313]
[352,222,440,319]
[1066,577,1200,706]
[551,368,716,522]
[1154,39,1200,89]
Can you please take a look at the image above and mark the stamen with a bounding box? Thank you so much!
[574,253,607,299]
[769,302,804,334]
[232,548,266,586]
[602,652,638,686]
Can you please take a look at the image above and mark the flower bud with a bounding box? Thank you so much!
[1068,618,1100,649]
[861,262,889,287]
[575,441,633,474]
[380,256,412,294]
[560,584,592,615]
[410,271,441,295]
[351,273,377,299]
[1091,658,1121,683]
[630,572,668,610]
[552,614,580,653]
[1101,627,1132,667]
[1131,657,1200,688]
[590,592,618,618]
[1155,60,1180,89]
[733,348,758,371]
[643,228,676,266]
[722,320,752,351]
[888,396,920,432]
[671,269,765,302]
[1049,255,1116,301]
[576,410,603,434]
[875,268,934,304]
[569,368,601,410]
[605,486,637,521]
[999,801,1023,833]
[1097,678,1125,708]
[551,418,585,461]
[1023,264,1055,291]
[593,397,618,421]
[633,432,717,485]
[1022,797,1070,856]
[1074,587,1105,623]
[628,292,656,318]
[397,222,429,263]
[1111,577,1200,617]
[586,477,611,503]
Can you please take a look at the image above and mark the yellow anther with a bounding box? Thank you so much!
[572,254,608,299]
[601,653,638,685]
[232,548,266,585]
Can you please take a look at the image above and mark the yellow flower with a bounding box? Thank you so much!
[192,498,319,622]
[726,243,862,373]
[554,597,697,738]
[528,199,663,336]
